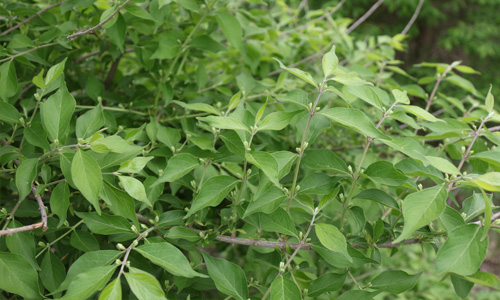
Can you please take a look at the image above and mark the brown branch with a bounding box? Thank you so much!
[0,42,58,63]
[0,222,44,236]
[105,55,122,88]
[346,0,385,34]
[401,0,424,36]
[472,211,500,225]
[67,0,132,40]
[0,2,63,37]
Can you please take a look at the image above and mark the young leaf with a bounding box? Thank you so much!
[228,90,242,112]
[322,45,339,78]
[50,181,70,227]
[255,99,268,125]
[202,252,248,300]
[485,84,494,113]
[394,185,447,243]
[155,153,200,184]
[315,223,351,262]
[0,252,40,299]
[464,271,500,291]
[118,175,151,206]
[392,89,410,104]
[371,270,422,293]
[40,86,76,141]
[320,108,391,140]
[436,224,488,275]
[400,105,442,122]
[270,276,301,300]
[71,149,102,213]
[118,157,153,173]
[45,57,67,85]
[273,58,318,88]
[134,242,207,278]
[75,212,132,235]
[185,175,239,218]
[99,278,121,300]
[198,116,250,131]
[15,158,38,201]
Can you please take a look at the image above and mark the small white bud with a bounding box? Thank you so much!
[116,243,126,251]
[348,165,353,173]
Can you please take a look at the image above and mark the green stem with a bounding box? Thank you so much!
[76,105,147,116]
[35,220,84,258]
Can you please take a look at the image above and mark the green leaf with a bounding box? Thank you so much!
[436,224,488,275]
[471,150,500,168]
[0,252,40,299]
[255,99,268,125]
[50,181,70,227]
[125,267,167,300]
[15,158,38,201]
[392,89,410,104]
[118,157,153,173]
[440,206,466,232]
[173,100,220,115]
[274,58,318,88]
[302,149,349,174]
[337,290,381,300]
[76,104,104,140]
[380,137,429,165]
[315,223,351,262]
[125,4,155,20]
[6,221,38,270]
[307,272,346,297]
[45,58,67,85]
[270,276,301,300]
[0,101,21,124]
[394,185,447,243]
[425,156,461,175]
[472,172,500,192]
[319,107,390,140]
[151,32,180,59]
[0,61,18,100]
[91,136,141,153]
[60,265,117,300]
[259,111,299,131]
[277,89,309,109]
[220,131,245,158]
[215,11,244,52]
[330,73,372,86]
[155,153,200,184]
[198,116,250,131]
[464,271,500,291]
[106,13,126,52]
[354,189,399,209]
[322,45,339,78]
[100,181,140,227]
[256,208,298,237]
[400,105,442,122]
[485,85,494,113]
[24,125,51,150]
[41,251,66,292]
[99,278,121,300]
[72,149,102,213]
[75,212,132,235]
[202,252,248,300]
[246,151,280,185]
[40,86,76,141]
[70,230,99,252]
[371,270,422,293]
[364,161,409,186]
[455,65,481,74]
[228,91,242,112]
[243,185,286,217]
[118,175,151,206]
[446,75,479,96]
[345,85,389,109]
[451,274,474,299]
[185,175,239,218]
[135,242,207,278]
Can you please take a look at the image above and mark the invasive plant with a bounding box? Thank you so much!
[0,1,499,299]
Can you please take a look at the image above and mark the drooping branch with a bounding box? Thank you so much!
[67,0,132,40]
[0,1,63,37]
[346,0,385,34]
[401,0,424,35]
[0,222,44,236]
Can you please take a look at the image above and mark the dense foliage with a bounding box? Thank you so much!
[1,0,500,299]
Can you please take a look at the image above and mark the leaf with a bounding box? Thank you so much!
[50,182,70,227]
[330,74,372,86]
[464,271,500,291]
[322,45,339,78]
[125,268,167,300]
[173,100,220,115]
[302,149,349,174]
[60,265,117,300]
[118,157,153,173]
[41,251,66,292]
[106,13,126,52]
[446,75,479,96]
[364,161,409,186]
[45,58,67,85]
[216,11,244,52]
[198,116,250,131]
[243,186,286,217]
[471,150,500,168]
[76,104,105,140]
[460,192,492,222]
[451,274,474,299]
[72,149,102,213]
[91,135,141,153]
[151,32,180,60]
[155,153,200,184]
[185,175,239,218]
[380,137,429,165]
[99,278,121,300]
[371,270,422,293]
[6,221,38,270]
[473,172,500,192]
[125,4,155,20]
[337,290,381,300]
[0,252,39,299]
[392,89,410,104]
[485,84,494,113]
[440,206,466,232]
[15,158,38,201]
[220,131,245,158]
[40,86,76,141]
[135,242,207,278]
[274,58,318,88]
[400,105,442,122]
[345,85,389,108]
[75,212,132,235]
[228,91,242,111]
[100,182,139,227]
[394,185,447,243]
[425,156,461,175]
[202,252,248,300]
[307,272,346,297]
[315,223,351,262]
[246,151,279,185]
[277,89,309,109]
[0,61,18,100]
[354,189,399,209]
[270,276,301,300]
[436,224,488,275]
[119,176,151,206]
[256,208,298,237]
[0,101,21,124]
[319,108,390,140]
[70,230,99,252]
[24,125,51,150]
[258,111,300,131]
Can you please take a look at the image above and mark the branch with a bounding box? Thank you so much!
[31,186,48,231]
[472,211,500,225]
[401,0,424,36]
[346,0,385,34]
[0,222,44,236]
[67,0,132,40]
[0,42,58,63]
[118,227,155,276]
[0,2,63,37]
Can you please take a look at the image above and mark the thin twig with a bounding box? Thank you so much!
[348,269,363,289]
[32,186,48,231]
[346,0,385,34]
[0,222,44,236]
[118,227,155,276]
[472,211,500,225]
[0,42,58,63]
[0,1,63,37]
[67,0,132,40]
[401,0,424,36]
